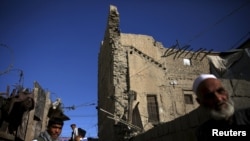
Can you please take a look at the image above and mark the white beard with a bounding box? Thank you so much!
[210,98,235,120]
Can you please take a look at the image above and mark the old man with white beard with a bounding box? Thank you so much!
[193,74,250,141]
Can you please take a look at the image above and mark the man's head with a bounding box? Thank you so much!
[47,118,64,140]
[75,128,86,141]
[193,74,234,120]
[70,123,76,130]
[78,128,86,137]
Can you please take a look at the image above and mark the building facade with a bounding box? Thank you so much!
[0,81,69,141]
[98,5,250,141]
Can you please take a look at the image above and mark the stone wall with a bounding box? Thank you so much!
[98,5,122,141]
[120,33,210,130]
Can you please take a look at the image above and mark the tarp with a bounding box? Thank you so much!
[207,48,250,80]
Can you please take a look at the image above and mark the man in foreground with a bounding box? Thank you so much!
[33,117,64,141]
[193,74,250,140]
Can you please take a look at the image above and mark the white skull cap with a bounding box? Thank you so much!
[192,74,217,94]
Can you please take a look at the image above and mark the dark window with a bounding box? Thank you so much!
[184,94,193,104]
[147,95,159,123]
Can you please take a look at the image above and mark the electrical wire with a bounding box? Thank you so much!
[0,43,14,75]
[187,0,250,44]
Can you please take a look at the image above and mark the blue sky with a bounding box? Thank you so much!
[1,0,250,138]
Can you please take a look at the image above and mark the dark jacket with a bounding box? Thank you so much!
[33,131,60,141]
[196,107,250,141]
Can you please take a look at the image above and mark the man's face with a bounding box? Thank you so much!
[71,125,76,130]
[48,124,63,139]
[197,78,234,120]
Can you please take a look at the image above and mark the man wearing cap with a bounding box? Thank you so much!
[33,118,64,141]
[193,74,250,140]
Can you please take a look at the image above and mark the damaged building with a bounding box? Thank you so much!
[97,5,250,141]
[0,82,69,141]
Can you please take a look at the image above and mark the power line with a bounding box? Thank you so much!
[0,43,14,75]
[187,0,250,44]
[62,102,96,111]
[75,103,96,108]
[66,115,97,117]
[230,32,250,50]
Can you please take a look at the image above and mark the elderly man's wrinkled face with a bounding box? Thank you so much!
[197,78,234,120]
